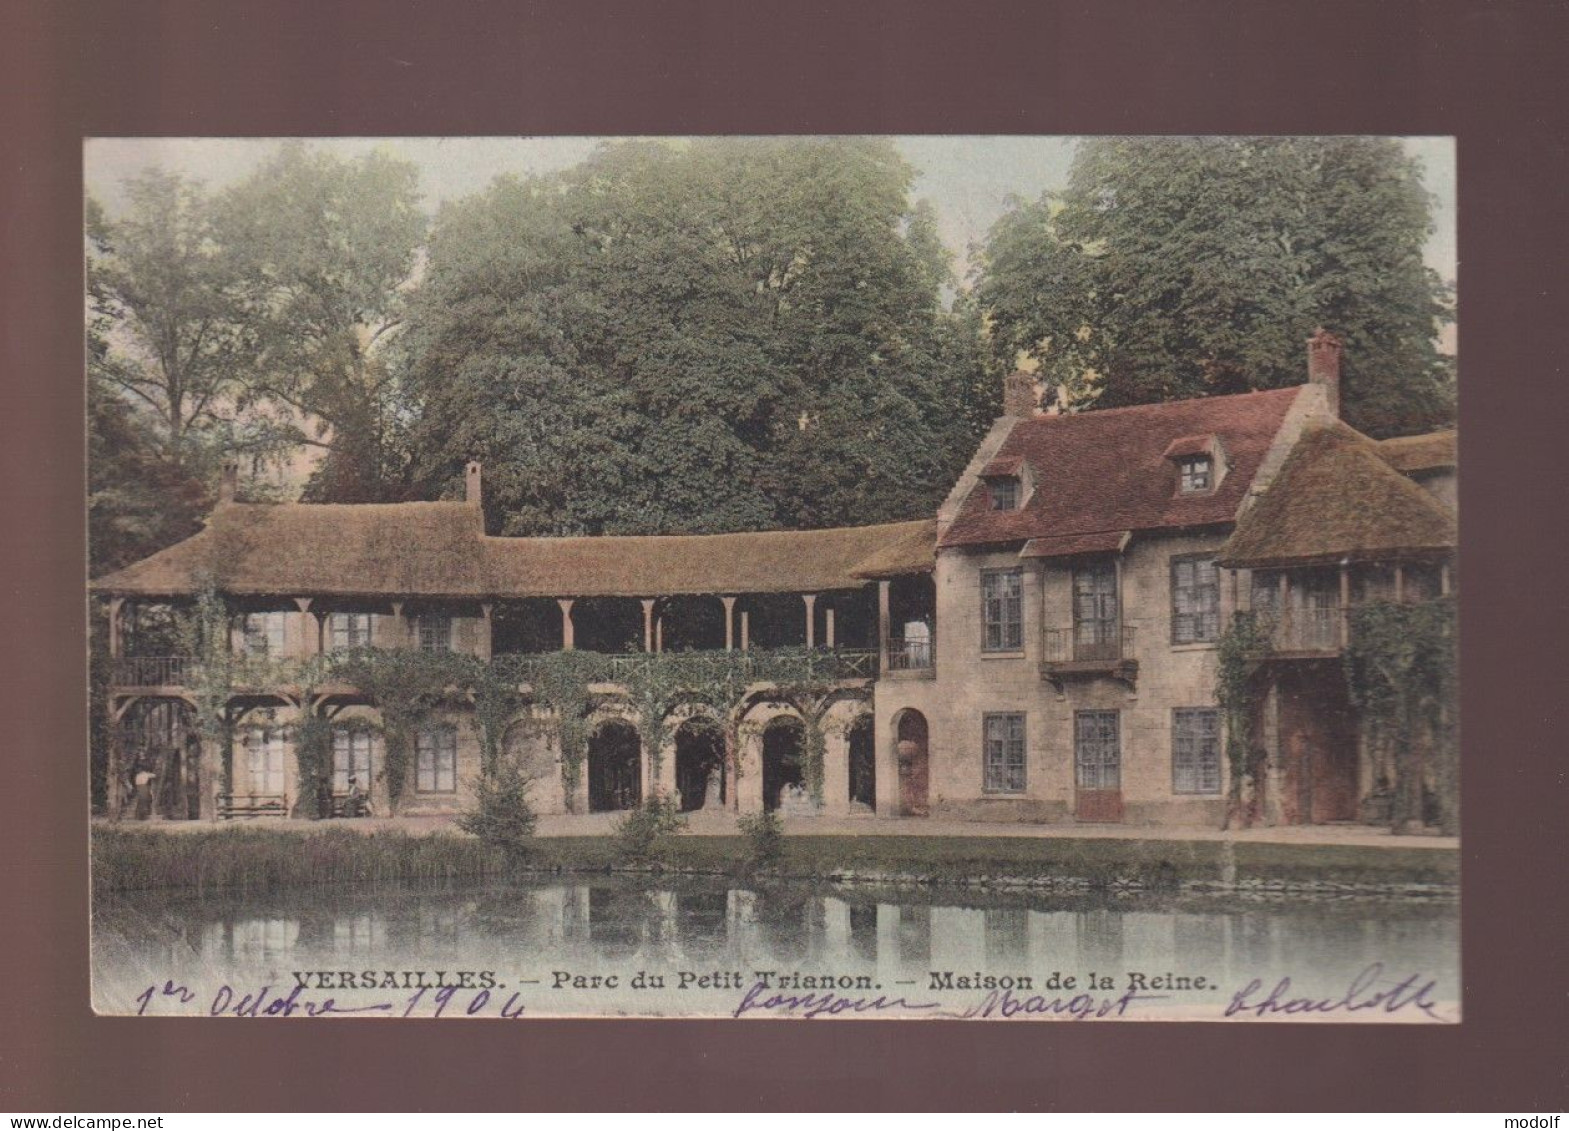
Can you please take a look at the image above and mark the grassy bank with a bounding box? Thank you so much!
[93,825,1458,895]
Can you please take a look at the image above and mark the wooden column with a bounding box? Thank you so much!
[740,610,750,651]
[721,596,736,652]
[557,599,575,651]
[803,593,817,649]
[825,605,836,649]
[390,601,406,648]
[655,615,663,654]
[877,580,891,673]
[1394,564,1406,604]
[107,597,124,659]
[1279,572,1290,642]
[294,597,315,656]
[641,599,656,653]
[1338,562,1351,649]
[1440,562,1451,596]
[479,603,494,661]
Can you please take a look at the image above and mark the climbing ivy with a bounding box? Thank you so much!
[1215,611,1271,828]
[1344,597,1457,834]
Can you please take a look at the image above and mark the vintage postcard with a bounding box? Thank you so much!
[86,135,1458,1022]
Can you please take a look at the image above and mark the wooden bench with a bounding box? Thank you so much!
[330,793,372,819]
[217,792,288,819]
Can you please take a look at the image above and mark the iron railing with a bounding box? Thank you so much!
[1042,625,1138,664]
[884,635,933,671]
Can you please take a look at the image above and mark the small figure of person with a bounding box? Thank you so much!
[133,761,157,821]
[344,775,367,818]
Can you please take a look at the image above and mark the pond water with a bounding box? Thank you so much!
[94,876,1459,1022]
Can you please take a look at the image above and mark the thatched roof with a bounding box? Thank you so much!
[91,501,935,599]
[1378,429,1457,473]
[941,386,1303,550]
[1217,422,1457,569]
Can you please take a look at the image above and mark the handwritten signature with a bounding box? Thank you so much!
[135,980,527,1019]
[1223,963,1449,1021]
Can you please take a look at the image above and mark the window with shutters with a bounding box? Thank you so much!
[417,614,453,653]
[983,713,1026,793]
[1172,708,1221,794]
[1074,710,1121,791]
[243,611,287,657]
[1171,555,1221,643]
[244,728,287,794]
[332,730,373,794]
[329,612,374,651]
[416,725,457,793]
[980,568,1024,652]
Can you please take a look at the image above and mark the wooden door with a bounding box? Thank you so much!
[1075,710,1124,822]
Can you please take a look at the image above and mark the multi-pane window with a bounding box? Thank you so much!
[243,611,287,657]
[333,730,373,794]
[988,478,1019,511]
[1178,455,1212,493]
[981,569,1024,652]
[244,728,287,794]
[983,713,1026,793]
[1172,708,1221,794]
[330,612,374,651]
[1172,556,1221,643]
[417,614,453,653]
[1073,560,1119,659]
[1074,710,1121,791]
[416,725,457,793]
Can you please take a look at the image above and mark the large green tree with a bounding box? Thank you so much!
[405,137,997,535]
[975,137,1455,436]
[215,142,427,502]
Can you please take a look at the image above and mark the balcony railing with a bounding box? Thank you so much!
[1042,625,1138,665]
[111,655,188,687]
[884,635,933,672]
[1236,606,1344,654]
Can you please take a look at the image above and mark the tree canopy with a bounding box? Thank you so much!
[403,137,997,535]
[975,137,1455,437]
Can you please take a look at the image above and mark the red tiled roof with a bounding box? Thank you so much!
[940,386,1304,549]
[1020,530,1131,559]
[980,455,1024,478]
[1163,434,1216,459]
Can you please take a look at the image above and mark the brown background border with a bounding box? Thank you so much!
[3,0,1566,1112]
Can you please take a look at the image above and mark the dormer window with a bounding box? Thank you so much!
[1178,455,1212,494]
[1164,435,1225,495]
[989,478,1020,511]
[978,455,1030,512]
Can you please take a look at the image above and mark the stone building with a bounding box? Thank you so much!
[92,331,1456,828]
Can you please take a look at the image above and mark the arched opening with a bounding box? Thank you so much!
[893,708,930,817]
[762,715,806,812]
[674,716,726,811]
[848,714,876,811]
[118,698,200,819]
[587,719,642,812]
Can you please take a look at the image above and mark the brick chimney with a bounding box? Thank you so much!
[465,460,483,506]
[218,460,238,505]
[1003,371,1041,418]
[1307,328,1343,418]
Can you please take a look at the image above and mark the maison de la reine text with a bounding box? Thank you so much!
[94,330,1456,830]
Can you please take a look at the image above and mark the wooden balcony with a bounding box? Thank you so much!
[1040,626,1138,692]
[1234,607,1345,659]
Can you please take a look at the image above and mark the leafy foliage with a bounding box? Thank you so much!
[737,809,786,871]
[458,754,539,863]
[1344,597,1457,833]
[613,793,686,865]
[976,137,1455,436]
[1215,612,1271,827]
[403,137,999,535]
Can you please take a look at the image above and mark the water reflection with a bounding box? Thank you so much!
[94,875,1459,1018]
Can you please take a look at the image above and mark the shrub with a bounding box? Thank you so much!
[737,809,785,871]
[457,757,538,864]
[613,793,685,864]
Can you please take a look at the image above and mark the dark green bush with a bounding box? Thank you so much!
[737,809,785,871]
[613,793,686,864]
[457,758,538,864]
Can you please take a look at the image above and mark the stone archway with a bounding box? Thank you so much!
[893,708,929,817]
[674,716,726,812]
[587,718,642,812]
[762,715,807,812]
